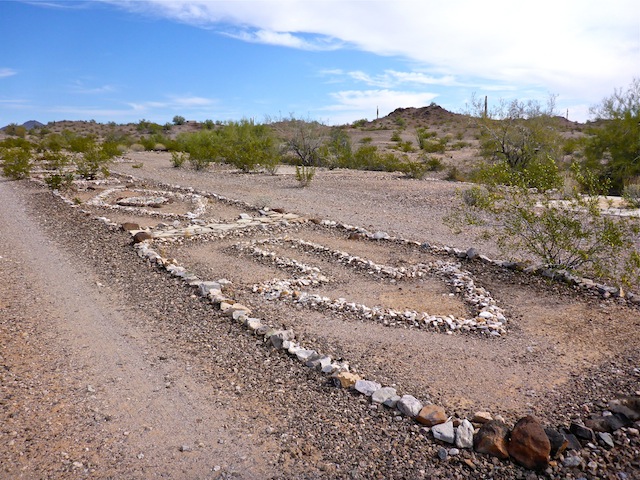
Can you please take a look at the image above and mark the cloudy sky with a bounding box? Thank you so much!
[1,0,638,126]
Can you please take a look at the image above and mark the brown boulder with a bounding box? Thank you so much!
[132,231,153,243]
[473,420,510,460]
[508,416,550,471]
[416,405,447,427]
[121,222,141,231]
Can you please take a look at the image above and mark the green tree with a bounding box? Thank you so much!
[584,78,640,194]
[172,115,186,125]
[470,95,563,183]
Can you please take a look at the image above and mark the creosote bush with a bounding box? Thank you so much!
[1,145,32,179]
[448,165,640,287]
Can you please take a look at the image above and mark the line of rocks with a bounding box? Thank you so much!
[49,183,640,475]
[109,173,640,306]
[319,220,640,307]
[236,237,507,335]
[127,230,640,476]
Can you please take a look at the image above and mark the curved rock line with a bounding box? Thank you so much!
[235,238,507,335]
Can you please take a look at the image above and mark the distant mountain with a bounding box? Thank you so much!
[1,120,45,131]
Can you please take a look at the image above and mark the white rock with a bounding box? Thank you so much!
[354,380,382,396]
[455,419,474,449]
[397,395,423,418]
[432,421,455,444]
[371,387,398,404]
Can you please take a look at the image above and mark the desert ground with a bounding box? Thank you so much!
[1,147,639,479]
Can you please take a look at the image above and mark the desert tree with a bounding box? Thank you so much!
[583,78,640,194]
[469,94,563,190]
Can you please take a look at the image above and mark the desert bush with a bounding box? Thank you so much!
[448,167,640,287]
[202,119,215,130]
[415,127,437,149]
[421,137,448,153]
[323,127,353,169]
[473,155,562,193]
[359,136,373,144]
[129,143,145,152]
[400,160,428,179]
[424,156,445,172]
[445,166,466,182]
[295,165,316,187]
[136,119,163,134]
[1,145,32,179]
[394,117,407,129]
[3,123,27,138]
[352,119,368,128]
[396,140,415,153]
[74,144,114,179]
[172,115,186,125]
[583,78,640,194]
[222,120,278,172]
[171,151,189,168]
[470,95,563,174]
[390,130,402,142]
[623,182,640,208]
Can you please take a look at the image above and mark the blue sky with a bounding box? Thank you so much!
[1,0,638,126]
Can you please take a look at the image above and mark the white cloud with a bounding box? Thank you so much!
[105,1,638,94]
[70,81,117,94]
[325,69,459,88]
[0,68,18,79]
[226,29,341,50]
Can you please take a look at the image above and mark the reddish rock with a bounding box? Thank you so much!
[473,420,510,460]
[508,416,550,471]
[416,405,447,427]
[132,231,153,243]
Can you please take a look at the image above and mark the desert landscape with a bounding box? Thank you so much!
[1,107,639,479]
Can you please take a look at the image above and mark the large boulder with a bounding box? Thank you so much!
[132,231,153,243]
[473,420,510,460]
[508,416,550,471]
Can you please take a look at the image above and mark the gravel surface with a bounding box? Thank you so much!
[1,166,639,479]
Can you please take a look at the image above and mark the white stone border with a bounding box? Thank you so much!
[236,237,507,335]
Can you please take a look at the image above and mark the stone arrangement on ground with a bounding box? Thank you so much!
[45,172,640,478]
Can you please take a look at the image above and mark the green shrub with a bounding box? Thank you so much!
[295,165,316,187]
[172,115,186,125]
[75,144,113,179]
[171,151,189,168]
[400,161,428,179]
[447,169,640,286]
[398,140,415,153]
[352,119,368,128]
[623,182,640,208]
[390,131,402,142]
[1,146,32,179]
[44,172,74,190]
[359,136,373,144]
[424,156,445,172]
